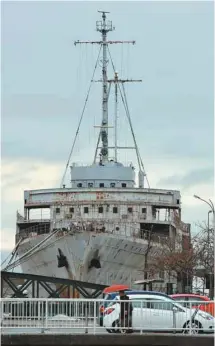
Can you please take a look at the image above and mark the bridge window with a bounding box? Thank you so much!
[142,207,147,213]
[110,182,116,188]
[69,207,74,213]
[122,183,127,188]
[113,207,118,213]
[99,183,104,187]
[98,206,103,213]
[84,207,89,213]
[55,208,60,214]
[128,207,133,213]
[88,183,93,188]
[77,183,82,188]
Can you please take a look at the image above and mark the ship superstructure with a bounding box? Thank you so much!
[5,12,190,296]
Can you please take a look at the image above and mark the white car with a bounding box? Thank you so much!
[103,293,214,334]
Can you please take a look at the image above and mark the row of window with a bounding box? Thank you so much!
[112,298,177,311]
[55,207,147,214]
[76,182,127,188]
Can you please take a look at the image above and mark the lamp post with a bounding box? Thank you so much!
[194,195,215,228]
[194,195,214,298]
[208,210,212,243]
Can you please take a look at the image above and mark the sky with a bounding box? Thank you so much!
[1,1,214,268]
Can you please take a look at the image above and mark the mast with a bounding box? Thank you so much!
[96,11,113,163]
[61,12,150,187]
[114,71,118,162]
[74,11,135,165]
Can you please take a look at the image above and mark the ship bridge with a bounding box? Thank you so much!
[70,161,135,189]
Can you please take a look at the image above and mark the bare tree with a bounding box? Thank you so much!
[148,223,214,296]
[148,233,199,293]
[142,226,153,290]
[193,222,214,298]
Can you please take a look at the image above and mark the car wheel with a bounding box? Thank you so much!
[120,328,127,334]
[106,329,112,333]
[182,320,202,334]
[111,320,120,333]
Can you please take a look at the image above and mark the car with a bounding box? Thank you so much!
[98,290,169,327]
[103,293,214,334]
[170,294,215,317]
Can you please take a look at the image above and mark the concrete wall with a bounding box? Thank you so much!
[2,334,213,346]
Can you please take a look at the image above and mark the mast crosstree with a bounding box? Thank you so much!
[74,11,137,164]
[60,11,150,188]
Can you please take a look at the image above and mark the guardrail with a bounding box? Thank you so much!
[1,298,214,335]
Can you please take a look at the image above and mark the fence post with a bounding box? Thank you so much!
[41,301,45,334]
[140,300,143,334]
[189,301,192,335]
[45,300,48,331]
[172,306,177,334]
[85,302,88,334]
[93,300,96,334]
[0,300,3,327]
[38,300,40,323]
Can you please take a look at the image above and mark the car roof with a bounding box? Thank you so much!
[170,294,210,300]
[107,290,169,298]
[113,293,174,302]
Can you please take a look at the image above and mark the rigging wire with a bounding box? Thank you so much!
[1,237,23,295]
[107,46,150,188]
[121,83,150,188]
[60,45,102,187]
[1,249,19,296]
[3,228,61,271]
[1,252,12,268]
[1,237,22,268]
[4,236,59,271]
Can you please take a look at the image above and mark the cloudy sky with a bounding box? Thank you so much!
[1,1,214,266]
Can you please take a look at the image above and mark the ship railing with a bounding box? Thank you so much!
[70,161,134,168]
[16,220,168,246]
[16,223,50,243]
[17,218,50,223]
[138,231,168,245]
[54,224,169,246]
[1,298,213,334]
[52,220,169,245]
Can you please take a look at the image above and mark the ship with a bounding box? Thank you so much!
[5,11,190,297]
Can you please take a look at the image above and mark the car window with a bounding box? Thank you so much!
[147,298,174,311]
[130,298,148,308]
[172,297,187,307]
[188,297,204,302]
[186,297,204,308]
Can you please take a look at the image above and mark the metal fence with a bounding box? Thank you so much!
[1,298,214,335]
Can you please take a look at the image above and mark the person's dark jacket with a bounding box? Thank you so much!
[120,294,133,317]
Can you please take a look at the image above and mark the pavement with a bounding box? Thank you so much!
[1,319,106,334]
[1,318,214,336]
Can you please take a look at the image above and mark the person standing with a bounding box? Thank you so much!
[119,290,133,333]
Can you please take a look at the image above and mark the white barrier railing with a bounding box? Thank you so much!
[1,298,214,335]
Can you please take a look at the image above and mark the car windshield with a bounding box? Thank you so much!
[103,294,109,300]
[107,297,119,307]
